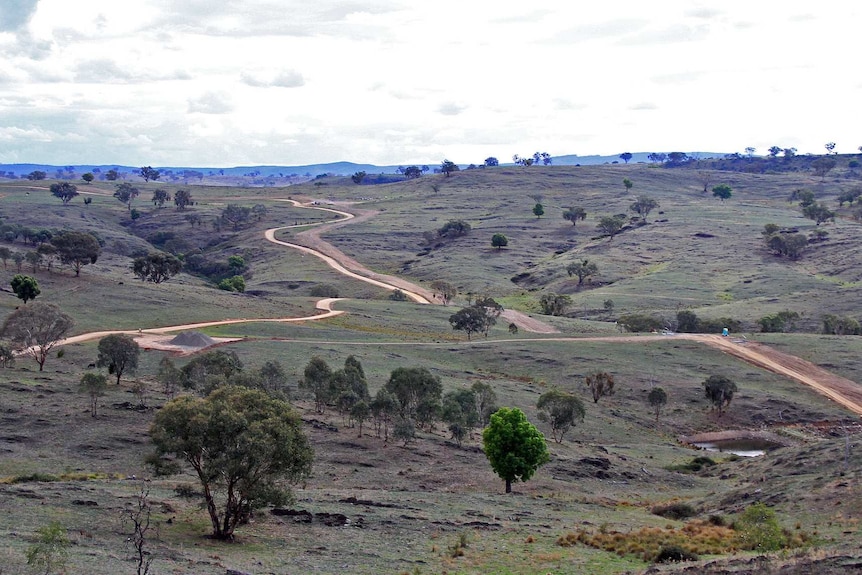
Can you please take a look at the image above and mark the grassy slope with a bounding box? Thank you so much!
[0,168,859,574]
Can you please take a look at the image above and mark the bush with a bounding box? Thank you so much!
[667,456,716,473]
[389,289,408,301]
[655,545,699,563]
[735,503,787,551]
[652,502,698,520]
[218,275,245,292]
[617,313,664,332]
[310,283,339,297]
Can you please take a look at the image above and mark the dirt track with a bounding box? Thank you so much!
[53,198,862,416]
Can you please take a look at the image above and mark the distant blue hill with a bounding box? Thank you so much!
[0,152,726,179]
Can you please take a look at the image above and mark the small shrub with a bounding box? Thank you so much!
[389,289,408,301]
[310,283,339,297]
[652,502,698,520]
[655,545,699,563]
[667,456,716,473]
[735,503,787,551]
[174,484,201,499]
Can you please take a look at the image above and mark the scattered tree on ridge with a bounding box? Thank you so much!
[139,166,160,182]
[440,159,459,177]
[563,206,587,226]
[539,293,571,316]
[174,189,193,210]
[619,152,633,164]
[10,274,39,303]
[630,196,659,223]
[149,386,313,540]
[585,371,615,403]
[50,230,100,276]
[648,387,668,424]
[132,252,183,283]
[50,182,79,204]
[114,182,140,211]
[1,301,74,371]
[430,280,457,305]
[81,172,94,184]
[566,259,598,286]
[152,189,171,208]
[532,203,544,218]
[537,388,585,443]
[702,375,737,416]
[491,233,508,249]
[712,184,732,202]
[483,407,550,493]
[597,215,626,239]
[96,333,140,385]
[80,372,108,417]
[623,178,633,193]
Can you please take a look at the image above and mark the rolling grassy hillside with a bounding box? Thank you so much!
[0,164,859,574]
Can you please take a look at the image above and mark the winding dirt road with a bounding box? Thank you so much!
[51,197,862,416]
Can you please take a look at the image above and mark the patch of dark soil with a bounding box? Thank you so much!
[304,418,338,432]
[461,521,501,530]
[71,499,99,506]
[112,402,149,411]
[271,509,312,522]
[315,512,349,526]
[652,553,862,574]
[694,232,716,238]
[339,496,400,508]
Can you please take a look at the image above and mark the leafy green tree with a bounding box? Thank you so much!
[438,219,471,238]
[114,182,140,211]
[149,386,313,540]
[139,166,160,182]
[384,366,442,426]
[12,251,24,271]
[0,246,10,269]
[50,181,79,204]
[758,310,799,333]
[563,206,587,226]
[80,372,108,417]
[218,275,245,292]
[619,152,633,164]
[105,168,119,180]
[81,172,94,184]
[403,165,422,179]
[491,233,508,249]
[566,259,598,286]
[630,195,659,222]
[26,521,70,575]
[585,372,615,403]
[703,375,737,416]
[623,177,633,192]
[537,389,585,443]
[538,293,571,316]
[617,313,663,332]
[597,215,626,239]
[27,170,47,180]
[790,188,815,207]
[735,503,787,551]
[393,417,417,446]
[802,202,835,225]
[157,357,182,397]
[712,184,732,202]
[821,314,862,335]
[10,274,39,303]
[180,349,244,394]
[532,203,544,218]
[483,407,550,493]
[96,333,140,385]
[440,159,459,177]
[152,188,170,207]
[1,302,73,371]
[350,401,370,437]
[676,310,700,332]
[430,280,457,305]
[132,252,183,283]
[174,189,193,210]
[51,230,100,276]
[351,171,366,184]
[648,387,667,424]
[301,356,333,413]
[484,157,499,167]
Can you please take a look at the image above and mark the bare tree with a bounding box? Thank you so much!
[122,483,157,575]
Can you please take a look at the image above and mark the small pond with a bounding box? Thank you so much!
[692,438,782,457]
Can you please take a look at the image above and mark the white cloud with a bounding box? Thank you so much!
[0,0,39,32]
[188,92,234,114]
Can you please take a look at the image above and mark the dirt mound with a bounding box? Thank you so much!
[168,331,216,348]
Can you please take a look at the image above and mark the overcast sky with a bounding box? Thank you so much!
[0,1,858,167]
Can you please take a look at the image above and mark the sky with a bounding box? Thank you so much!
[0,1,859,167]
